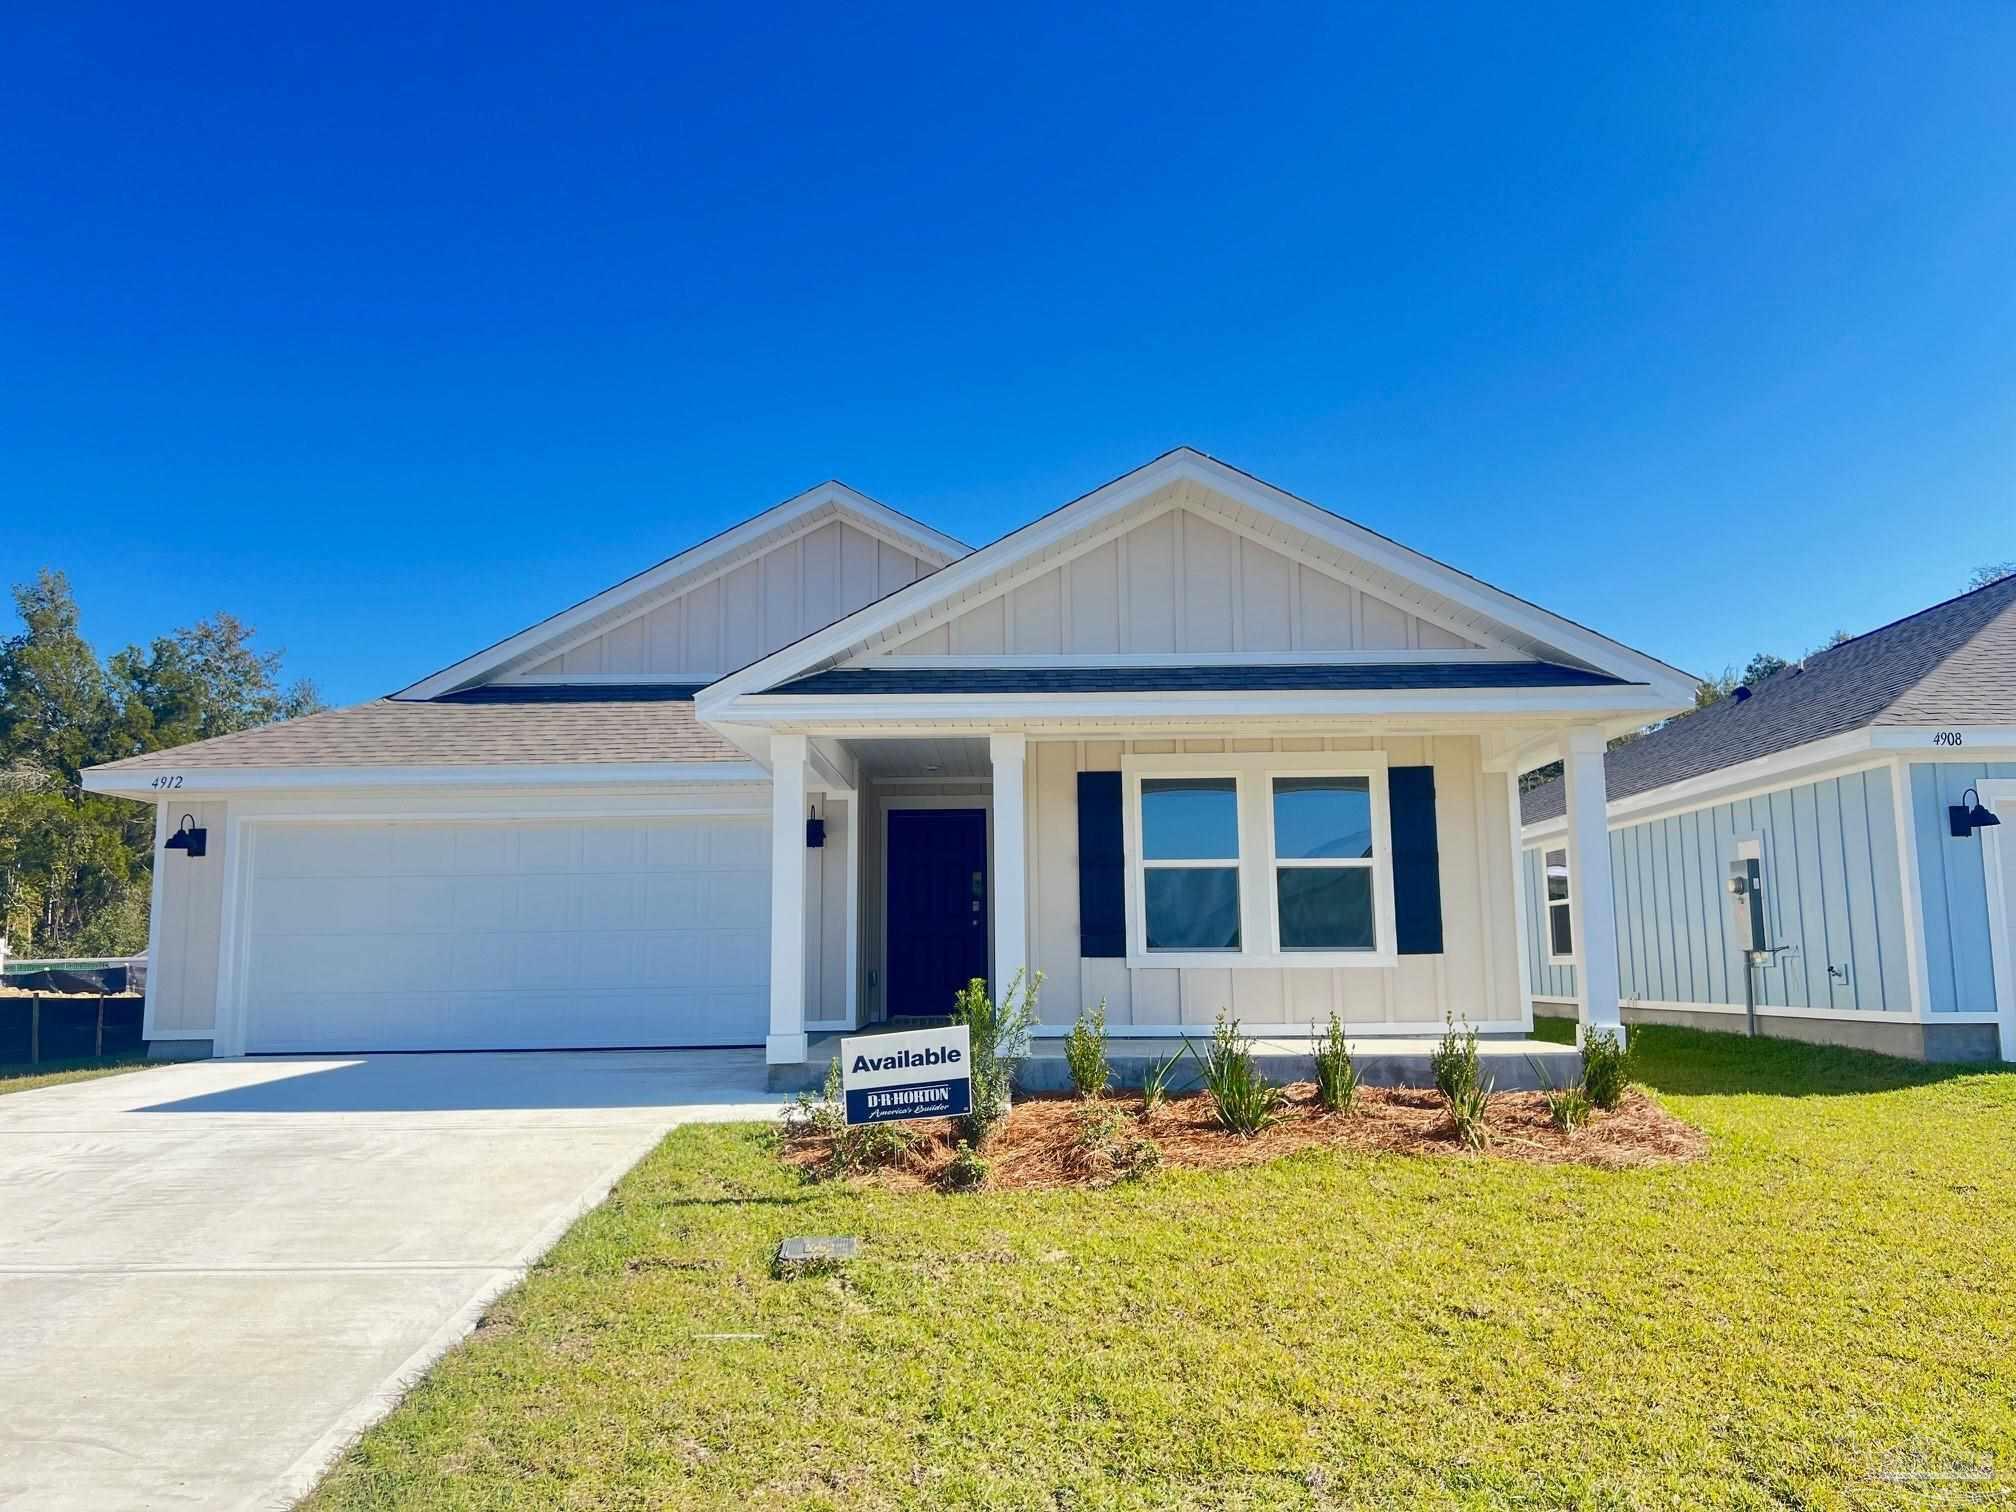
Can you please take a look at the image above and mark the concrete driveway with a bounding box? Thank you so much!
[0,1050,784,1511]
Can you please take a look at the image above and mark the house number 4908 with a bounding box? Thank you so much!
[1932,731,1964,747]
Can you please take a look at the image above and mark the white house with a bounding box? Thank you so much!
[83,450,1695,1079]
[1519,572,2016,1062]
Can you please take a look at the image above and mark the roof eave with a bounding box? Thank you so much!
[80,759,771,798]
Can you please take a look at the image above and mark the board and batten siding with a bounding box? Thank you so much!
[1024,734,1521,1030]
[878,507,1477,657]
[147,799,229,1037]
[1909,759,2016,1015]
[520,521,932,679]
[1518,844,1577,1002]
[1523,765,1913,1017]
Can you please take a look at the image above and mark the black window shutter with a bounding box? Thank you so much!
[1388,766,1444,955]
[1077,771,1126,958]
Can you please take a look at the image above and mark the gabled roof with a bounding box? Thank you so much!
[697,448,1700,714]
[1521,572,2016,825]
[395,481,969,700]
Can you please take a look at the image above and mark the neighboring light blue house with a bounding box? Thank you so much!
[1520,573,2016,1062]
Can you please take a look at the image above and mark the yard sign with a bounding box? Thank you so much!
[840,1024,972,1125]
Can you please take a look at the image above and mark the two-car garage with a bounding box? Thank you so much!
[236,815,772,1054]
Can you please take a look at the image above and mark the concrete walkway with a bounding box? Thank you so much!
[0,1050,784,1511]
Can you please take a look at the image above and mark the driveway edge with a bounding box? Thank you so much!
[253,1124,669,1510]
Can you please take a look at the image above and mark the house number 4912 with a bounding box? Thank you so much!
[149,774,185,789]
[1932,731,1964,747]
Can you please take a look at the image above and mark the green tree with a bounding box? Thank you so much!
[0,571,114,785]
[108,612,320,757]
[0,573,321,956]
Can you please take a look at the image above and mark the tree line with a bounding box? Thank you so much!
[0,571,321,956]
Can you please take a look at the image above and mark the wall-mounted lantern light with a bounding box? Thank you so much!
[805,803,826,849]
[164,814,208,858]
[1949,787,2002,839]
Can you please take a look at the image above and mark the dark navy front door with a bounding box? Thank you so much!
[885,808,988,1019]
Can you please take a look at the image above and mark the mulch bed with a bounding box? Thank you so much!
[779,1083,1706,1192]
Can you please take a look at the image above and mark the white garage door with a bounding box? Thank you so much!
[240,816,771,1053]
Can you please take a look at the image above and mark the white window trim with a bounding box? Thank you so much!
[1543,846,1574,965]
[1120,750,1396,970]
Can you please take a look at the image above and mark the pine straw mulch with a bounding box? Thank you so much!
[779,1083,1707,1193]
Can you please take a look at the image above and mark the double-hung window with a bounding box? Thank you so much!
[1271,777,1376,951]
[1139,778,1242,951]
[1543,847,1573,962]
[1124,753,1396,968]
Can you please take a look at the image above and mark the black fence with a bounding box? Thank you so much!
[0,995,146,1065]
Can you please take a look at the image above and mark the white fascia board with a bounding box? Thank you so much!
[1865,726,2016,753]
[82,760,772,797]
[1173,452,1701,702]
[716,685,1679,727]
[698,448,1696,711]
[1517,729,1892,844]
[396,483,967,701]
[695,452,1199,709]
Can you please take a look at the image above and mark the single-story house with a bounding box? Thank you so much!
[1519,571,2016,1062]
[83,449,1697,1078]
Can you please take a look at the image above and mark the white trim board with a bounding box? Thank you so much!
[1977,779,2016,1061]
[1118,749,1398,972]
[397,483,968,700]
[83,761,773,797]
[1616,997,2000,1026]
[860,490,1522,668]
[1521,731,2016,841]
[697,449,1701,713]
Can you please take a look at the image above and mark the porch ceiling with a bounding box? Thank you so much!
[848,735,992,780]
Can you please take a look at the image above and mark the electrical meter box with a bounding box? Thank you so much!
[1727,859,1766,953]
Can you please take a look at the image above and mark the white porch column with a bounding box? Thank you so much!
[1562,726,1626,1048]
[989,732,1029,1001]
[768,733,810,1065]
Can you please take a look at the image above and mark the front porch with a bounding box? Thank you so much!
[758,719,1634,1084]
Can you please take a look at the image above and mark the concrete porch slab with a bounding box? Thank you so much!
[774,1032,1582,1093]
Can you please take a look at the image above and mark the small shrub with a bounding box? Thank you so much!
[951,969,1042,1147]
[1069,1101,1159,1182]
[1186,1014,1286,1137]
[1311,1013,1360,1114]
[1140,1050,1182,1116]
[781,1058,846,1139]
[1447,1070,1494,1150]
[1581,1028,1630,1110]
[1546,1081,1593,1133]
[1526,1054,1591,1134]
[831,1118,916,1176]
[1064,998,1110,1099]
[943,1139,990,1192]
[1431,1012,1483,1102]
[1119,1136,1162,1181]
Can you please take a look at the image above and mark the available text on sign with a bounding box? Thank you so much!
[840,1024,972,1125]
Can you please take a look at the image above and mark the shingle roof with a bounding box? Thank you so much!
[88,688,746,772]
[768,662,1634,696]
[1521,574,2016,825]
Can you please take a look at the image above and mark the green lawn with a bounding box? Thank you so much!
[307,1027,2016,1510]
[0,1051,153,1097]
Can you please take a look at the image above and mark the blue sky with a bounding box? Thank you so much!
[6,3,2012,704]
